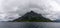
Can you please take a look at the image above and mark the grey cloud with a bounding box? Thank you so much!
[0,0,60,21]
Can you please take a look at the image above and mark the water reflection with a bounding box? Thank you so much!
[0,22,59,28]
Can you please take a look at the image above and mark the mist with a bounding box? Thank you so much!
[0,0,60,21]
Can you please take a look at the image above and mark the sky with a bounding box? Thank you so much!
[0,0,60,21]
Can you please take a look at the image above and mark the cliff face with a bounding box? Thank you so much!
[12,11,52,22]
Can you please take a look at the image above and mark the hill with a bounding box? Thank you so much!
[12,11,52,22]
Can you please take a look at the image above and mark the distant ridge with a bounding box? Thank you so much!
[12,11,52,22]
[53,20,60,22]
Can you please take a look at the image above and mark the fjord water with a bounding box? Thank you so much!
[0,22,59,28]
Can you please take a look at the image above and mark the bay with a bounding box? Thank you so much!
[0,22,59,28]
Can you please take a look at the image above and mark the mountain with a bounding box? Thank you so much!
[53,20,60,22]
[12,11,52,22]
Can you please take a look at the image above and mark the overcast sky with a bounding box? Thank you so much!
[0,0,60,21]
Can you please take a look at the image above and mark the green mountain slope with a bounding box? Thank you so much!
[12,11,52,22]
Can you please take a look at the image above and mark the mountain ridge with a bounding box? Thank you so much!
[12,11,52,22]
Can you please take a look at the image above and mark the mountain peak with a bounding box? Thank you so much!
[26,11,36,14]
[12,11,52,22]
[30,11,34,13]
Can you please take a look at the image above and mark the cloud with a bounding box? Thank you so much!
[0,0,60,21]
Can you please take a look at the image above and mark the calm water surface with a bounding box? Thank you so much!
[0,22,59,28]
